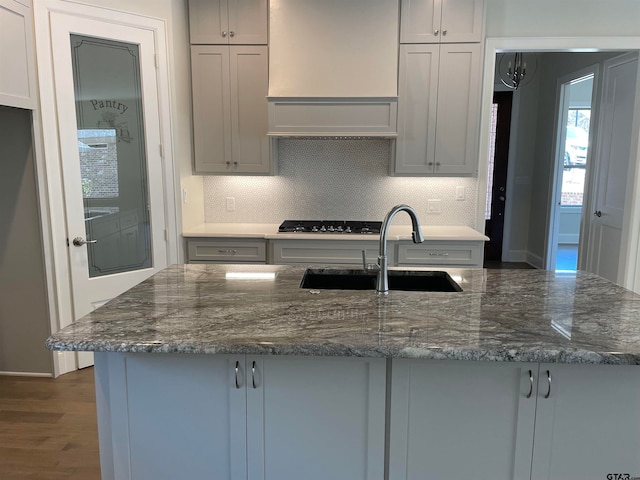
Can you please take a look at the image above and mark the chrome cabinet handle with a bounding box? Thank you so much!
[442,29,447,36]
[544,370,552,398]
[235,361,240,389]
[429,252,449,257]
[218,249,237,254]
[251,361,257,389]
[526,369,534,398]
[594,210,602,217]
[229,31,235,37]
[434,29,439,36]
[222,31,227,37]
[72,237,98,247]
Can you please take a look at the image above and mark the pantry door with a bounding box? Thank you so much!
[50,13,168,368]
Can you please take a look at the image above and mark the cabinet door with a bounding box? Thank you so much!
[187,238,267,263]
[433,43,481,175]
[396,240,484,267]
[247,356,387,480]
[188,0,229,44]
[229,46,269,173]
[440,0,484,43]
[389,359,538,480]
[0,0,35,108]
[400,0,441,43]
[270,239,382,265]
[531,364,640,480]
[191,45,233,173]
[395,44,439,175]
[121,354,247,480]
[228,0,268,44]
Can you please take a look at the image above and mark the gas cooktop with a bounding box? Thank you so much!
[278,220,383,234]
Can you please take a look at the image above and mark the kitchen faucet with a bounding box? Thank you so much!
[362,204,424,295]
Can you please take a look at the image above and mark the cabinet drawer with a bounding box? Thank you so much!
[187,239,266,263]
[270,239,383,265]
[397,241,483,267]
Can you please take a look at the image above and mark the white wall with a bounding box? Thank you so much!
[0,107,52,374]
[486,0,640,37]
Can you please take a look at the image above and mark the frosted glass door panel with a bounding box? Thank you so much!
[70,35,152,277]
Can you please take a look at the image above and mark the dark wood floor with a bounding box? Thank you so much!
[484,260,535,269]
[0,368,101,479]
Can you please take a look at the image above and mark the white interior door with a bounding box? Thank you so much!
[585,52,638,283]
[50,13,168,368]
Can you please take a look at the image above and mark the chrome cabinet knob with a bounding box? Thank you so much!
[434,29,439,36]
[442,30,447,36]
[72,237,97,247]
[222,31,227,37]
[229,31,235,37]
[594,210,602,217]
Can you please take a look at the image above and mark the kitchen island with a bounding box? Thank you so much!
[47,264,640,480]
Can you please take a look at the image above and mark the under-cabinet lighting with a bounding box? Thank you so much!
[225,272,276,280]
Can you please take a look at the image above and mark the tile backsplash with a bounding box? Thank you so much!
[204,139,479,227]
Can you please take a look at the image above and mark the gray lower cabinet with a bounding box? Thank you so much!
[269,239,383,265]
[396,240,484,267]
[186,238,267,263]
[389,360,640,480]
[98,353,386,480]
[530,364,640,480]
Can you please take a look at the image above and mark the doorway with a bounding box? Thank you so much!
[547,71,595,272]
[34,0,179,375]
[484,91,513,262]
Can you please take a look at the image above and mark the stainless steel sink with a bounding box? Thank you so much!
[300,268,462,292]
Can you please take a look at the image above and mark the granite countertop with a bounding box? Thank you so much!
[46,264,640,365]
[182,223,489,241]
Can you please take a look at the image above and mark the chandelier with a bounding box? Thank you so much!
[498,52,537,90]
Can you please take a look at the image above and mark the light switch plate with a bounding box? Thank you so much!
[456,186,465,201]
[427,199,441,213]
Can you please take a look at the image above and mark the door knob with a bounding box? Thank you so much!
[72,237,98,247]
[594,210,602,217]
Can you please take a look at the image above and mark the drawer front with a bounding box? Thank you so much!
[397,241,483,267]
[271,240,383,265]
[187,240,266,263]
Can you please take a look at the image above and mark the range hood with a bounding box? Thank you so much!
[267,0,399,137]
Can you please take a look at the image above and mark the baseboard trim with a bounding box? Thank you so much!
[0,371,53,378]
[526,251,545,269]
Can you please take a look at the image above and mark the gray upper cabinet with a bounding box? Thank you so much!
[191,45,270,174]
[394,43,481,176]
[400,0,485,44]
[189,0,268,45]
[0,0,36,109]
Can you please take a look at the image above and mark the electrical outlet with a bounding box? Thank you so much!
[456,186,465,201]
[427,199,441,213]
[226,197,235,212]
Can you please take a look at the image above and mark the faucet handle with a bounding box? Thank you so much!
[362,250,380,273]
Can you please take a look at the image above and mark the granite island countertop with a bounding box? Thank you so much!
[46,264,640,365]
